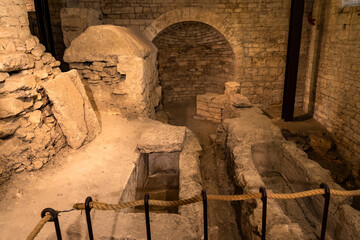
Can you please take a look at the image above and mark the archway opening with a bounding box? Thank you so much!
[153,21,242,239]
[153,21,235,105]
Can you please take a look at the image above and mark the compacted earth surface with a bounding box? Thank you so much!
[0,114,172,239]
[162,99,243,240]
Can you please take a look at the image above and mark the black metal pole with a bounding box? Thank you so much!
[85,196,94,240]
[34,0,55,56]
[41,208,62,240]
[260,187,267,240]
[320,183,330,240]
[202,190,208,240]
[144,193,151,240]
[281,0,305,121]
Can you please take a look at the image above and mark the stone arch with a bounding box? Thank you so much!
[143,7,244,82]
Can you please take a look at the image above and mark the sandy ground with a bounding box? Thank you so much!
[0,113,157,239]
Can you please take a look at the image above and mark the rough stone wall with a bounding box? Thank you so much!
[303,1,360,178]
[49,0,313,111]
[153,21,235,103]
[0,0,66,183]
[64,25,161,118]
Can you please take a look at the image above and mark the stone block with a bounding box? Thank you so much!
[0,73,36,94]
[230,94,252,108]
[0,121,20,139]
[138,124,186,153]
[43,70,101,149]
[0,72,9,82]
[0,52,34,72]
[0,97,33,118]
[225,81,240,95]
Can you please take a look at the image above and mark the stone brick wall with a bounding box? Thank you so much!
[0,0,66,184]
[47,0,313,112]
[303,0,360,178]
[153,21,235,103]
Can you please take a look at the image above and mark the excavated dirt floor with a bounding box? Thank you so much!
[0,114,178,239]
[162,99,243,240]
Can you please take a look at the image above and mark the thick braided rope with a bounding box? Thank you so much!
[73,195,203,210]
[26,214,52,240]
[208,193,262,201]
[73,189,360,211]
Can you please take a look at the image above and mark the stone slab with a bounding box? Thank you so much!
[43,72,87,149]
[66,69,101,142]
[137,124,186,153]
[64,25,157,62]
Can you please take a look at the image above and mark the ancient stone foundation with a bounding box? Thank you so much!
[218,106,360,239]
[64,25,161,119]
[0,0,100,184]
[196,81,251,123]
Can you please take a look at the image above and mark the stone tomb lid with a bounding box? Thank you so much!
[137,124,186,153]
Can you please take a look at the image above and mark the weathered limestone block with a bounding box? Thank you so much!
[43,70,100,149]
[64,25,157,62]
[65,25,159,118]
[0,121,20,138]
[0,72,9,82]
[43,74,86,149]
[0,73,36,93]
[138,124,186,153]
[0,52,34,72]
[66,69,101,142]
[0,97,33,118]
[60,8,101,47]
[230,94,251,108]
[225,81,240,96]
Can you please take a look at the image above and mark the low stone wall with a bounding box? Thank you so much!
[218,107,360,239]
[0,0,66,183]
[196,82,251,123]
[64,25,161,118]
[0,0,101,184]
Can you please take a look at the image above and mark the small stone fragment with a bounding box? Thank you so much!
[32,160,43,170]
[27,110,43,126]
[0,72,9,82]
[0,98,33,118]
[34,68,48,79]
[31,44,46,58]
[0,121,20,138]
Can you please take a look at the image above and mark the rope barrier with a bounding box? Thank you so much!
[72,189,360,211]
[27,188,360,239]
[26,214,52,240]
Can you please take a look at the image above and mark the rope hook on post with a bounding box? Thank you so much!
[202,190,208,240]
[85,196,94,240]
[144,193,151,240]
[320,183,330,240]
[260,187,267,240]
[41,208,62,240]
